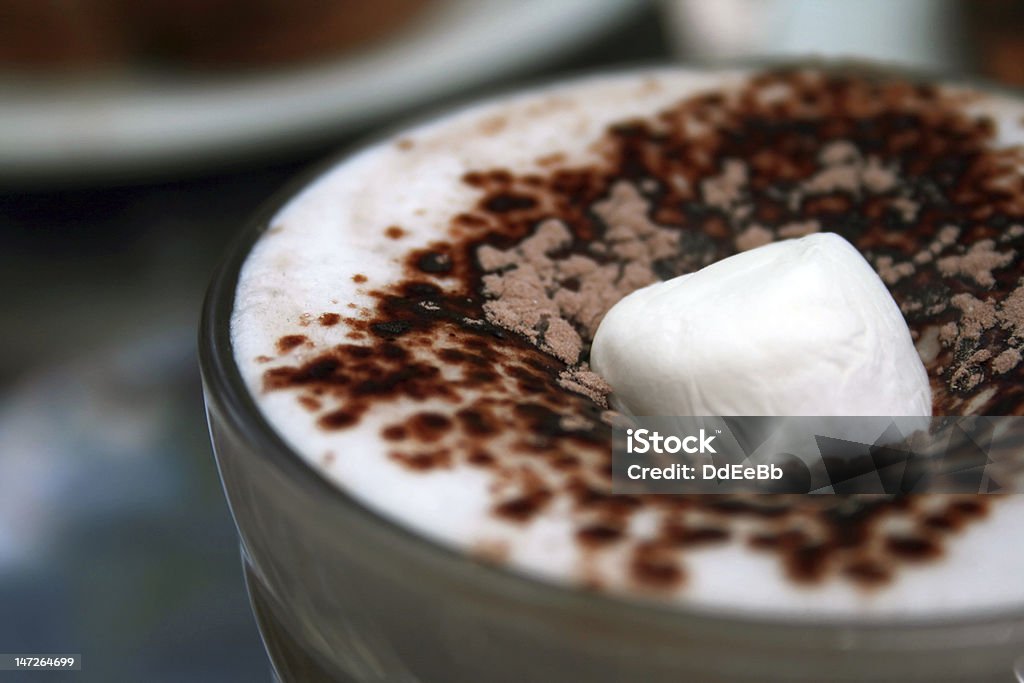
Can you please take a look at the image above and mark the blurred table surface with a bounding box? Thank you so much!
[0,5,669,681]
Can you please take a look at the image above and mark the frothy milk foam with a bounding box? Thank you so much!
[233,68,1024,618]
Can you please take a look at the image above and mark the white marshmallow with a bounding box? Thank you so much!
[591,233,932,417]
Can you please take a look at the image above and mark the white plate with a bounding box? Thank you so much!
[0,0,639,181]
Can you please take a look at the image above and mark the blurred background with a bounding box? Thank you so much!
[1,0,1022,680]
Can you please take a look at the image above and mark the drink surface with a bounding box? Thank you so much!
[232,67,1024,617]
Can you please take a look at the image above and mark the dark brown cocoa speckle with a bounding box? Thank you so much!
[468,449,495,467]
[577,523,625,547]
[298,395,321,412]
[630,544,684,590]
[885,535,942,562]
[749,529,808,551]
[483,193,538,213]
[407,412,453,442]
[786,543,833,583]
[275,335,308,354]
[391,449,452,471]
[494,490,553,523]
[661,524,730,548]
[318,409,360,430]
[842,559,892,587]
[370,320,413,338]
[382,425,407,441]
[318,313,341,327]
[455,407,499,437]
[415,251,453,274]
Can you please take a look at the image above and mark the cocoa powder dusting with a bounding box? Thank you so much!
[318,313,341,327]
[275,335,308,354]
[260,69,1024,593]
[936,239,1016,287]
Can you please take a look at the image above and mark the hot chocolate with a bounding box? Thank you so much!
[231,66,1024,618]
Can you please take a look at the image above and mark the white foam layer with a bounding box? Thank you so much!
[232,68,1024,619]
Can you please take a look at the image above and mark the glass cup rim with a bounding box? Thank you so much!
[199,60,1024,636]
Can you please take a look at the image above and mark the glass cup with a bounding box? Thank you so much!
[199,76,1024,683]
